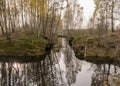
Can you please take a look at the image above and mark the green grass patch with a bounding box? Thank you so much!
[0,33,48,56]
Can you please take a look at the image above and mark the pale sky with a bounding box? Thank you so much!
[79,0,96,27]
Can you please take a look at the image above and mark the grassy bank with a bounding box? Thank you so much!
[0,32,48,57]
[70,31,120,59]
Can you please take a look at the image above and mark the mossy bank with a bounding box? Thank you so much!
[69,31,120,60]
[0,32,48,57]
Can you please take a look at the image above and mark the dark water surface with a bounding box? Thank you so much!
[0,39,120,86]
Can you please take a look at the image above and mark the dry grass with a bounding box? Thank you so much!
[71,31,120,58]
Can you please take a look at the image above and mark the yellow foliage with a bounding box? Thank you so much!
[30,0,47,15]
[93,0,100,20]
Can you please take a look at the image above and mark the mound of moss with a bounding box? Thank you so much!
[70,32,120,58]
[0,33,48,57]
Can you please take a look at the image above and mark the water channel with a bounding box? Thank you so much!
[0,38,120,86]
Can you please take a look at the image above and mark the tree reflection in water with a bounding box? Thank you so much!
[62,38,81,86]
[0,38,120,86]
[0,39,83,86]
[91,64,120,86]
[0,52,64,86]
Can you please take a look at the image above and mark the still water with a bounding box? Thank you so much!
[0,39,120,86]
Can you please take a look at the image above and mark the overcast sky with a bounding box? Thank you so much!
[79,0,96,27]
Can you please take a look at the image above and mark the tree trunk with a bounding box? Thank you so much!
[111,1,114,32]
[0,22,5,35]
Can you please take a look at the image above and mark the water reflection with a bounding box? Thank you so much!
[62,38,81,86]
[91,64,120,86]
[0,52,64,86]
[0,38,120,86]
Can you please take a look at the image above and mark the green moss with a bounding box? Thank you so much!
[0,34,48,56]
[71,33,120,58]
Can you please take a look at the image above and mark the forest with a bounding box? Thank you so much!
[0,0,120,86]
